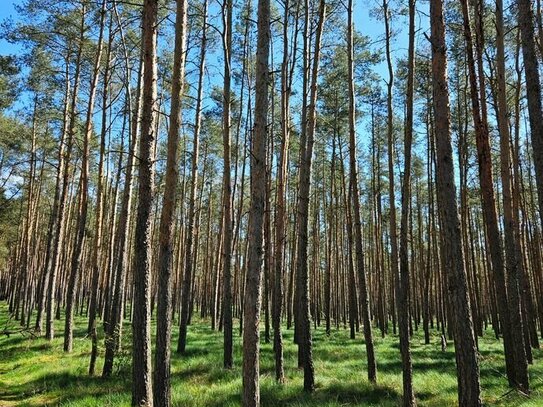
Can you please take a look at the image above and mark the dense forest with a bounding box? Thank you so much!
[1,0,543,405]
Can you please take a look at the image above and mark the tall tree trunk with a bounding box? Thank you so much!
[242,0,269,402]
[325,137,336,337]
[347,0,377,384]
[397,0,415,402]
[430,1,481,405]
[177,0,207,356]
[494,0,530,390]
[222,0,234,369]
[102,53,143,378]
[34,51,71,335]
[153,0,188,404]
[64,0,106,353]
[19,97,38,331]
[132,0,158,404]
[295,0,326,391]
[518,0,543,227]
[272,0,290,381]
[383,0,399,338]
[89,10,113,375]
[46,5,85,341]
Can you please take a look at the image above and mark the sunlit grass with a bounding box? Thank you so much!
[1,302,542,406]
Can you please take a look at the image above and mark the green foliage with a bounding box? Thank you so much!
[0,192,20,268]
[0,55,20,111]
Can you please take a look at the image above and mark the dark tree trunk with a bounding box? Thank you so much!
[518,0,543,228]
[397,0,416,402]
[222,0,234,369]
[131,0,158,404]
[494,0,530,390]
[430,1,482,405]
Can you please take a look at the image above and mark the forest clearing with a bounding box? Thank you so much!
[1,0,543,405]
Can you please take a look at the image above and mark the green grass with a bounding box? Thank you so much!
[1,303,542,406]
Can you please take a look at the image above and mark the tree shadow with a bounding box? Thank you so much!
[260,380,401,406]
[0,371,128,406]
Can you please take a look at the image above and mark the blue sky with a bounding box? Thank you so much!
[0,1,19,54]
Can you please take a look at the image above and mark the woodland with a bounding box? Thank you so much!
[1,0,543,406]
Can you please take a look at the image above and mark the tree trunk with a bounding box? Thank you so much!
[518,0,543,228]
[89,8,113,375]
[430,1,481,405]
[271,0,290,383]
[153,0,188,404]
[494,0,530,390]
[242,0,269,402]
[34,50,71,335]
[64,0,106,353]
[132,0,158,404]
[222,0,234,369]
[102,53,143,378]
[45,5,85,342]
[383,0,400,347]
[295,0,326,391]
[397,0,415,402]
[347,0,377,383]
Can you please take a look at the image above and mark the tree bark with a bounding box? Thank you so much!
[397,0,416,402]
[64,0,106,353]
[494,0,530,390]
[242,0,269,402]
[518,0,543,228]
[347,0,377,383]
[153,0,188,404]
[89,8,113,375]
[132,0,158,404]
[222,0,234,369]
[430,1,481,405]
[272,0,290,381]
[45,5,85,342]
[295,0,326,391]
[383,0,400,346]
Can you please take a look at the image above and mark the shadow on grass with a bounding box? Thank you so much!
[260,380,401,406]
[0,371,128,406]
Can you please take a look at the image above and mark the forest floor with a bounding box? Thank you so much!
[1,303,542,406]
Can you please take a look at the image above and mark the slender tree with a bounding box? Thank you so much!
[430,0,481,405]
[517,0,543,226]
[153,0,188,403]
[45,4,86,342]
[178,0,207,358]
[63,0,106,353]
[222,0,234,369]
[272,0,291,383]
[89,9,113,375]
[102,53,143,379]
[382,0,400,341]
[494,0,529,390]
[397,0,416,402]
[347,0,377,384]
[242,0,269,402]
[132,0,159,404]
[295,0,326,391]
